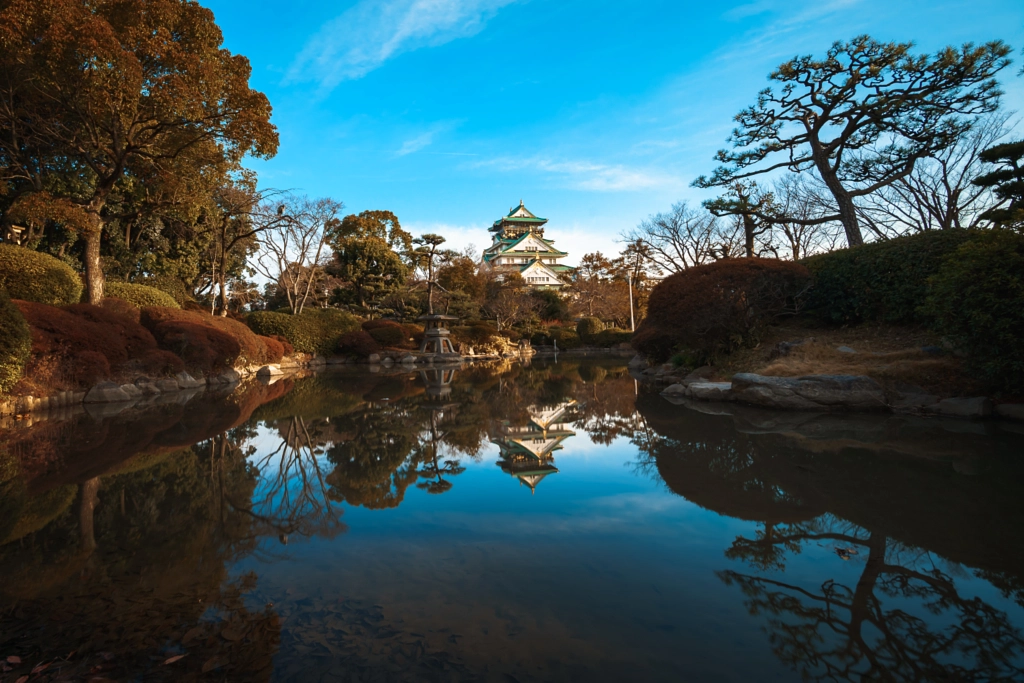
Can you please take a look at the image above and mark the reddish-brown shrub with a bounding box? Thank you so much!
[13,300,176,392]
[260,336,285,362]
[363,319,413,349]
[337,330,381,357]
[270,335,295,356]
[402,324,425,346]
[140,307,281,372]
[633,258,812,363]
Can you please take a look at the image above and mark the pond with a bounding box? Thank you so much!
[1,359,1023,682]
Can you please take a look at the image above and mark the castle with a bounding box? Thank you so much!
[482,201,573,288]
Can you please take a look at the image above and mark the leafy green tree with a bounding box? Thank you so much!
[329,236,409,311]
[0,0,278,303]
[336,210,413,253]
[694,36,1012,247]
[974,140,1024,229]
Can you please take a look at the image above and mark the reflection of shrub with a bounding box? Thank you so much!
[576,316,605,342]
[247,309,361,355]
[0,289,31,393]
[337,330,381,357]
[634,258,811,363]
[105,281,180,309]
[141,307,282,373]
[803,229,973,324]
[0,244,82,305]
[923,230,1024,391]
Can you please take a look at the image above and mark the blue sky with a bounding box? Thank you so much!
[205,0,1024,264]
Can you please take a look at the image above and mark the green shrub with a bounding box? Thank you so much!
[138,275,192,305]
[451,324,497,346]
[576,316,605,342]
[247,309,361,355]
[0,289,31,393]
[0,243,82,305]
[802,230,975,324]
[549,328,582,349]
[633,258,812,363]
[106,281,180,309]
[923,230,1024,391]
[593,328,632,347]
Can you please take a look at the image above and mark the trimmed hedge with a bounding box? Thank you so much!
[0,243,82,305]
[138,275,192,306]
[633,258,812,363]
[0,289,31,393]
[923,230,1024,391]
[141,307,282,373]
[576,316,605,342]
[337,330,381,357]
[802,229,975,324]
[247,309,362,356]
[106,281,180,309]
[593,328,632,347]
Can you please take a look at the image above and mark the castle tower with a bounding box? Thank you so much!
[482,201,574,288]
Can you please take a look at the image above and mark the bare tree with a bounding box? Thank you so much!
[760,175,845,259]
[624,202,737,273]
[252,196,343,315]
[856,112,1016,237]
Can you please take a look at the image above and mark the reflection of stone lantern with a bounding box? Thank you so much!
[417,314,459,356]
[420,367,456,400]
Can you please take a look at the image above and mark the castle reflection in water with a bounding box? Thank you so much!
[493,401,577,494]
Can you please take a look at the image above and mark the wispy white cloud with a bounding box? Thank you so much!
[476,156,684,192]
[288,0,518,90]
[397,131,438,156]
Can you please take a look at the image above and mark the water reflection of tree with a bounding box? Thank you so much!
[721,518,1024,682]
[632,395,1024,682]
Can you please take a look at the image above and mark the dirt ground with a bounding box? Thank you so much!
[709,317,983,398]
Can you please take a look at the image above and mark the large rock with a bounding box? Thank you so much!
[662,383,688,397]
[84,381,132,403]
[175,371,205,389]
[730,373,887,411]
[367,353,381,365]
[996,403,1024,422]
[932,397,993,418]
[688,382,733,401]
[119,383,143,399]
[155,378,180,392]
[627,354,647,370]
[134,377,161,395]
[256,365,283,378]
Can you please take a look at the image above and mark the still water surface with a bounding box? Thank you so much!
[1,360,1023,682]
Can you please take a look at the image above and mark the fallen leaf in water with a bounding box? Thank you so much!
[15,676,28,683]
[6,656,21,665]
[31,662,50,674]
[202,656,229,673]
[163,654,187,665]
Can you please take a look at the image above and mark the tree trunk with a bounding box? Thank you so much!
[83,225,104,305]
[812,148,864,247]
[743,215,756,257]
[217,250,228,317]
[78,477,101,554]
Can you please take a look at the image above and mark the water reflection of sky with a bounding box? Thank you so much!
[3,362,1024,682]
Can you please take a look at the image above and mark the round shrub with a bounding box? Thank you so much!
[105,281,180,309]
[594,328,632,347]
[367,324,406,348]
[140,307,281,373]
[0,289,31,393]
[923,230,1024,391]
[337,330,381,357]
[802,229,975,325]
[576,316,605,342]
[451,323,497,346]
[549,328,582,349]
[0,243,82,305]
[270,334,295,356]
[138,275,192,305]
[247,309,361,355]
[634,258,812,364]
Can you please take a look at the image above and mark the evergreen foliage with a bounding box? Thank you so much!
[0,244,82,305]
[0,289,31,393]
[106,282,180,309]
[802,230,976,324]
[247,309,361,356]
[924,230,1024,391]
[576,316,605,342]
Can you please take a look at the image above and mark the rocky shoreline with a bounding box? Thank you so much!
[631,356,1024,422]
